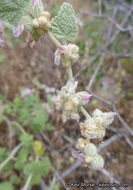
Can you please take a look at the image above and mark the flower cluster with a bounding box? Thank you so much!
[54,44,80,67]
[32,11,51,35]
[54,79,92,123]
[80,109,116,139]
[72,139,104,169]
[71,109,116,169]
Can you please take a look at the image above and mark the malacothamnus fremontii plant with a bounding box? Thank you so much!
[0,0,116,188]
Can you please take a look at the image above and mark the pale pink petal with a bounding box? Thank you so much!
[0,39,6,48]
[81,94,92,101]
[21,88,32,98]
[54,55,61,66]
[0,20,4,27]
[13,24,24,38]
[32,0,41,8]
[55,47,65,56]
[77,153,85,163]
[71,149,80,158]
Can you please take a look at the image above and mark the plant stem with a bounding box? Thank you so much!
[47,31,61,47]
[0,143,23,173]
[50,176,56,190]
[67,66,73,79]
[21,156,39,190]
[4,116,25,134]
[12,121,26,133]
[80,106,91,119]
[21,173,33,190]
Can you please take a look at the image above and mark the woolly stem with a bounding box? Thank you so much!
[50,176,56,190]
[80,106,91,119]
[0,143,23,173]
[21,156,39,190]
[47,31,61,47]
[67,66,73,79]
[21,173,33,190]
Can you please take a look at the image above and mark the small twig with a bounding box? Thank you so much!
[124,136,133,149]
[40,131,54,148]
[98,0,102,16]
[86,54,105,91]
[4,116,26,134]
[21,173,33,190]
[98,134,123,152]
[0,143,23,173]
[51,167,69,190]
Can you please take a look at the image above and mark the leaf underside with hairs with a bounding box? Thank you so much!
[51,2,79,41]
[0,0,30,24]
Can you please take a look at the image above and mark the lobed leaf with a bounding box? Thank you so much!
[24,156,51,185]
[20,133,33,147]
[51,3,79,41]
[0,0,31,24]
[0,182,14,190]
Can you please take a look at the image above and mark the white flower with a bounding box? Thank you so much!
[80,118,105,139]
[92,109,116,128]
[54,44,79,67]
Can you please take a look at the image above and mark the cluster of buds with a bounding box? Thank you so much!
[80,109,116,140]
[32,11,51,35]
[54,79,92,123]
[72,110,116,169]
[72,138,104,169]
[54,44,80,67]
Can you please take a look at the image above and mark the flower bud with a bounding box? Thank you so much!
[41,11,51,18]
[71,113,80,121]
[37,28,45,35]
[75,92,92,106]
[33,18,40,28]
[54,44,80,67]
[80,118,105,139]
[64,99,74,111]
[33,140,45,156]
[84,143,97,157]
[71,96,79,106]
[38,16,47,26]
[76,138,86,150]
[76,138,90,150]
[85,155,92,164]
[92,109,116,128]
[90,154,104,169]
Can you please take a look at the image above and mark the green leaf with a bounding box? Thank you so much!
[0,148,12,172]
[0,0,30,24]
[13,97,23,108]
[46,94,53,106]
[24,94,39,108]
[4,104,12,114]
[51,3,78,41]
[0,148,7,162]
[30,108,49,131]
[45,123,53,131]
[24,156,51,185]
[19,108,30,124]
[15,147,30,170]
[20,133,33,147]
[0,94,6,101]
[0,114,3,124]
[10,175,20,185]
[0,55,6,63]
[0,182,14,190]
